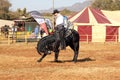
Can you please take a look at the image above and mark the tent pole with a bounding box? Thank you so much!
[52,0,55,30]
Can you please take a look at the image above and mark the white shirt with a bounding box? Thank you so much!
[55,13,64,26]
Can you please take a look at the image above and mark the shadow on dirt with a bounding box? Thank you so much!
[78,57,96,62]
[64,57,96,63]
[49,57,96,63]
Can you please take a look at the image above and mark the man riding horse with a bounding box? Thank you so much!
[52,9,66,50]
[30,10,79,62]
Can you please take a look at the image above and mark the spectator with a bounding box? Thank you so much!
[34,25,39,38]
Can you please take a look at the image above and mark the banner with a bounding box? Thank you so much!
[29,11,48,34]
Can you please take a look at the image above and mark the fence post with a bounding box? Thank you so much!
[86,35,89,43]
[25,35,27,44]
[116,35,118,43]
[8,34,10,45]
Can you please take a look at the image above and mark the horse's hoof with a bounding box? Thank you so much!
[74,61,77,63]
[72,59,77,63]
[73,60,77,63]
[54,60,59,62]
[54,60,63,63]
[37,60,41,62]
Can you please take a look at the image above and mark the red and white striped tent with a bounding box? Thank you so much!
[69,7,120,42]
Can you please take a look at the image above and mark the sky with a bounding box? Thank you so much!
[9,0,86,11]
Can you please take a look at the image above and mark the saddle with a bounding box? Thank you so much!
[65,29,73,38]
[64,21,74,37]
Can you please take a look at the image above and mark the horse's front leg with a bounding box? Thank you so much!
[54,50,59,62]
[37,53,47,62]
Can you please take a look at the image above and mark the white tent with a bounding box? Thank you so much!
[69,7,120,42]
[102,10,120,26]
[0,19,14,28]
[102,10,120,42]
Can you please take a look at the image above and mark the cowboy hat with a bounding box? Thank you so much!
[52,9,60,14]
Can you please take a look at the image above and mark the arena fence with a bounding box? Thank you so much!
[0,31,39,45]
[0,31,119,45]
[80,35,118,43]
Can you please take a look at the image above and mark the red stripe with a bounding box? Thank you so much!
[90,8,111,24]
[78,26,92,42]
[106,26,118,41]
[74,8,89,23]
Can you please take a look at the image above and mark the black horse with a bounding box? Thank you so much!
[36,29,79,62]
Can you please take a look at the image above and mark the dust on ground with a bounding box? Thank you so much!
[0,42,120,80]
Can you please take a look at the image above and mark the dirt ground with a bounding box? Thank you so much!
[0,42,120,80]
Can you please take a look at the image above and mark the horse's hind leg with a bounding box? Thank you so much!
[73,51,78,62]
[71,43,79,63]
[37,54,47,62]
[73,43,79,62]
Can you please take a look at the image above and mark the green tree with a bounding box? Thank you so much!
[0,0,11,19]
[23,8,27,16]
[17,8,22,16]
[17,8,27,16]
[91,0,120,10]
[111,0,120,10]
